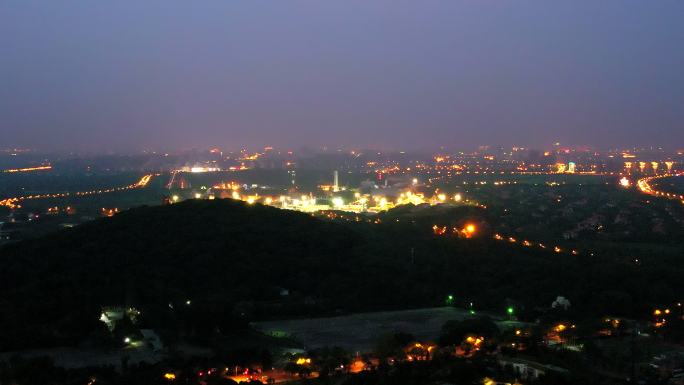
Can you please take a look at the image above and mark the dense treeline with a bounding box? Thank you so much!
[0,199,682,350]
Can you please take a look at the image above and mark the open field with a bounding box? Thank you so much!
[253,307,519,352]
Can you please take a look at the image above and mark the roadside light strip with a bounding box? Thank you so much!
[432,225,582,256]
[636,173,684,204]
[0,174,154,209]
[3,165,52,173]
[492,232,581,255]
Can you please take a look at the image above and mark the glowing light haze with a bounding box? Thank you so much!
[2,1,683,151]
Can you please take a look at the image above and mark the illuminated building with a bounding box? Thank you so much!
[567,162,576,173]
[665,161,674,173]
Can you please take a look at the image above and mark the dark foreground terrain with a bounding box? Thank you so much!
[1,199,683,350]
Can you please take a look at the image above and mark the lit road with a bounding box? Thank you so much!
[2,165,52,173]
[0,174,154,209]
[432,224,583,256]
[636,173,684,203]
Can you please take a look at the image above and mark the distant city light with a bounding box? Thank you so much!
[619,177,630,188]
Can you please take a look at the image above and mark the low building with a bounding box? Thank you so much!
[498,356,568,380]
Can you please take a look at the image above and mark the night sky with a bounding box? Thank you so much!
[2,1,683,152]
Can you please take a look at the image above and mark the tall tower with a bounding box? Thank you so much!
[333,170,339,192]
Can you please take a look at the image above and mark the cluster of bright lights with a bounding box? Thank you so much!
[101,207,119,217]
[189,166,222,173]
[213,186,469,214]
[432,223,477,238]
[652,303,682,328]
[619,177,631,188]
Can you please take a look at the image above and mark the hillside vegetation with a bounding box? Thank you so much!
[0,199,682,350]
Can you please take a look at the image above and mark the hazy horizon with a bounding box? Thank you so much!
[2,1,683,152]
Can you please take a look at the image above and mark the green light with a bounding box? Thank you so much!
[448,295,454,300]
[507,307,514,314]
[469,310,476,315]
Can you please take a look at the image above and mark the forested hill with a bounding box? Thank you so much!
[0,199,682,351]
[0,199,359,349]
[0,198,358,297]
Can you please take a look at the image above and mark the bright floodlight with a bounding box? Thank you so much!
[619,177,630,188]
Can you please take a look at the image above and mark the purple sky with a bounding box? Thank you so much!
[2,1,683,152]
